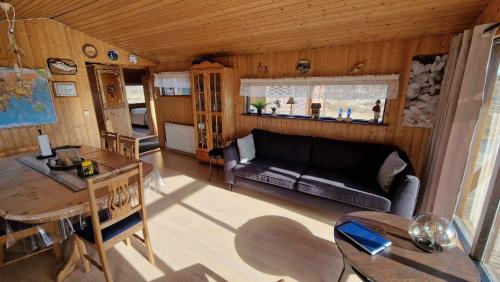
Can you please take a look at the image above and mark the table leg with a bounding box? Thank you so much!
[56,235,81,282]
[339,257,364,282]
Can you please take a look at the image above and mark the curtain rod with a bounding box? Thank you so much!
[483,22,500,35]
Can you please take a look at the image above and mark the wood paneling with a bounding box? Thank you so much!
[0,19,153,157]
[9,0,489,62]
[156,34,453,177]
[154,61,195,148]
[475,0,500,24]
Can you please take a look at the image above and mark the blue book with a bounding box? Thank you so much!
[336,221,391,255]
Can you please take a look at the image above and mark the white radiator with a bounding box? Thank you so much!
[165,123,196,154]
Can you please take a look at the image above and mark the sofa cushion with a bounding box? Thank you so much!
[377,151,408,193]
[233,158,308,190]
[310,138,397,178]
[251,129,312,165]
[237,133,256,163]
[74,211,142,244]
[297,168,391,212]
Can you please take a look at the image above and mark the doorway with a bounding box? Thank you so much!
[123,68,160,154]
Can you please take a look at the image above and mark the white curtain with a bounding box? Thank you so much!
[154,71,191,88]
[420,23,498,219]
[240,75,400,99]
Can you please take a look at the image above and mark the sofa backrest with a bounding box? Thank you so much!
[251,129,312,165]
[310,137,399,177]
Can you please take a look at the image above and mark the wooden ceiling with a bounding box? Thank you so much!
[7,0,492,62]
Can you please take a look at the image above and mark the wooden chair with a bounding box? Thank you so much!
[0,220,62,266]
[75,162,154,282]
[100,131,120,153]
[117,135,139,160]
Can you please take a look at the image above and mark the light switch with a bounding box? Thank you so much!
[83,110,90,116]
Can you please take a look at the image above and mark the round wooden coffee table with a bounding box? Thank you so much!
[334,211,480,282]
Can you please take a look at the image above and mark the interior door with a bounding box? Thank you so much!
[95,67,132,136]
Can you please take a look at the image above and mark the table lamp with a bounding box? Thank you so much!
[287,97,296,116]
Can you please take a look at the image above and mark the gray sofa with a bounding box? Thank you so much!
[224,129,420,219]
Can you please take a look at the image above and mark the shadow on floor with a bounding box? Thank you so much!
[234,215,344,281]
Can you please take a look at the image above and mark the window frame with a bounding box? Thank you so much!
[453,38,500,282]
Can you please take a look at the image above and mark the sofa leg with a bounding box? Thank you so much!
[229,184,233,191]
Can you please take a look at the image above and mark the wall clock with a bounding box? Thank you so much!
[82,43,98,58]
[107,50,119,61]
[128,54,138,64]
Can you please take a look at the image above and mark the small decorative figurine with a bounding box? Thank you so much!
[372,100,381,123]
[337,108,344,121]
[346,108,353,123]
[311,103,321,119]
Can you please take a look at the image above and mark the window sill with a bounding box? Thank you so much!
[241,113,388,126]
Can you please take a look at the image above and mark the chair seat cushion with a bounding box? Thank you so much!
[74,211,142,244]
[233,158,307,190]
[297,168,391,212]
[209,148,224,157]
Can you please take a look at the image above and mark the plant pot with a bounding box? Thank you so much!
[257,109,262,115]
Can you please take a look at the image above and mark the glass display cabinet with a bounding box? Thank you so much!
[191,62,235,163]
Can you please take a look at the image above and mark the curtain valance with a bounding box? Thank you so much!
[240,74,400,99]
[154,72,191,88]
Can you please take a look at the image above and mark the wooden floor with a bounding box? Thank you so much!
[0,149,358,282]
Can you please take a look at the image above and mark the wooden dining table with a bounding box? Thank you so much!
[0,145,154,281]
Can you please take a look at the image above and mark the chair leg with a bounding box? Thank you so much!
[76,238,90,273]
[208,159,212,182]
[96,247,113,282]
[142,227,155,265]
[51,222,63,261]
[124,237,132,247]
[0,244,4,265]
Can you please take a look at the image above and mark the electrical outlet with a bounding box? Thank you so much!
[83,110,90,116]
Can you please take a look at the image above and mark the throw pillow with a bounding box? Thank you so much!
[377,151,407,194]
[237,134,256,163]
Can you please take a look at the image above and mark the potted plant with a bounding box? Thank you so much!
[251,99,268,115]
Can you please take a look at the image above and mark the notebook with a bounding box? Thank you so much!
[336,220,391,255]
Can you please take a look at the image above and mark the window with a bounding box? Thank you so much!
[310,85,387,121]
[154,71,191,96]
[125,85,145,104]
[242,75,398,122]
[454,40,500,281]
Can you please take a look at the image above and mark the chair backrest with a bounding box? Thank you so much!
[85,162,145,241]
[100,131,119,153]
[118,135,139,160]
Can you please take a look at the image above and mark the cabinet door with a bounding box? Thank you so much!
[208,71,222,113]
[210,114,223,148]
[195,113,209,150]
[192,71,206,112]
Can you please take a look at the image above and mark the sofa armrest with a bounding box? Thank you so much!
[389,175,420,219]
[223,143,240,184]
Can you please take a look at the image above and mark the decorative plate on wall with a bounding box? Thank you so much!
[296,59,311,75]
[82,43,98,58]
[107,50,119,61]
[128,54,138,64]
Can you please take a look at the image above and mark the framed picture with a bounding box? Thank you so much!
[53,81,77,97]
[403,54,448,128]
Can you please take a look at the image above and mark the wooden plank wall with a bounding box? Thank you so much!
[154,62,195,148]
[475,0,500,24]
[156,34,454,177]
[0,19,154,157]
